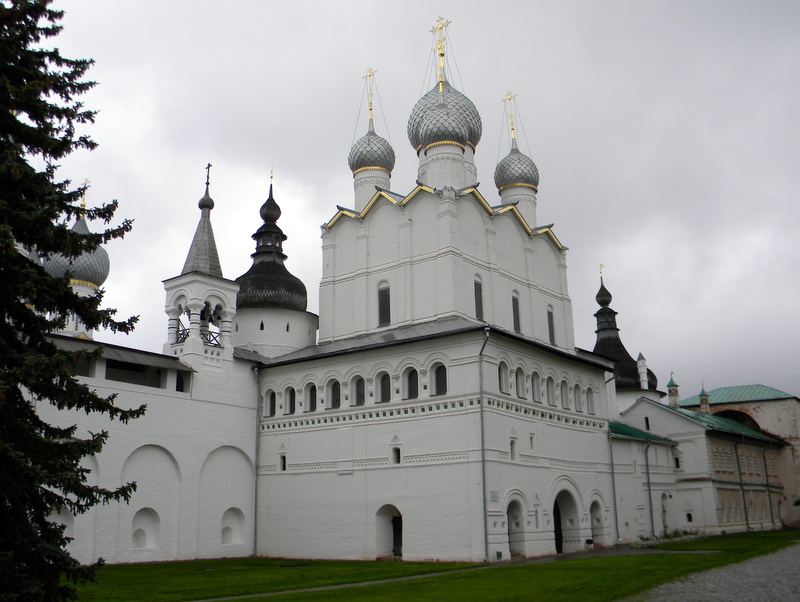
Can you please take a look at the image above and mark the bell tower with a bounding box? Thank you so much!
[163,165,239,367]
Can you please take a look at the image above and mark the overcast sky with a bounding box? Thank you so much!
[52,0,800,399]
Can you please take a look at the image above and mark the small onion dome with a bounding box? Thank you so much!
[348,126,396,173]
[43,216,110,287]
[494,146,539,190]
[595,278,612,307]
[235,184,308,312]
[407,80,482,151]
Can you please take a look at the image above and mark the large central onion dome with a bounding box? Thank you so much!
[494,145,540,190]
[236,185,307,311]
[43,215,110,287]
[348,124,396,173]
[407,80,482,151]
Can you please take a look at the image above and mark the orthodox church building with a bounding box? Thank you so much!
[35,23,798,565]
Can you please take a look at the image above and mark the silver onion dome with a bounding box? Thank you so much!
[43,216,110,287]
[407,80,482,151]
[348,127,396,173]
[494,146,539,190]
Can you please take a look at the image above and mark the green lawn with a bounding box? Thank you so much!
[77,530,799,601]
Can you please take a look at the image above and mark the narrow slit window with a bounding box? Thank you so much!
[378,285,391,327]
[474,280,484,321]
[512,295,521,333]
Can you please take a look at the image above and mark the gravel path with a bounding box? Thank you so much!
[631,541,800,601]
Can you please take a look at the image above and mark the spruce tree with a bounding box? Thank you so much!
[0,1,143,599]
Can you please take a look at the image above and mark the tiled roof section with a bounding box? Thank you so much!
[609,421,674,444]
[182,187,223,278]
[43,216,111,287]
[494,147,539,189]
[661,403,783,444]
[348,128,395,173]
[407,80,482,150]
[680,384,796,407]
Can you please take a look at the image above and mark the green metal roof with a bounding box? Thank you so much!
[662,404,782,444]
[609,421,674,444]
[680,384,795,407]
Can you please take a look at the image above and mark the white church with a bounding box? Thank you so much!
[37,23,799,565]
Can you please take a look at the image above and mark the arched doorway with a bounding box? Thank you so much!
[553,490,580,554]
[589,500,603,545]
[553,501,563,553]
[376,505,402,559]
[506,500,524,557]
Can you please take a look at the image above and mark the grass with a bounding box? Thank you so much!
[76,558,473,601]
[77,530,799,601]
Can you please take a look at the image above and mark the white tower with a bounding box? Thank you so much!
[163,168,239,366]
[230,177,318,357]
[494,92,540,227]
[348,69,395,212]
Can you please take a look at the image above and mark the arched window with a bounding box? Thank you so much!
[378,283,391,327]
[474,279,484,321]
[532,372,541,403]
[305,383,317,412]
[391,447,402,464]
[586,388,595,415]
[574,384,583,412]
[561,380,569,409]
[378,372,391,403]
[515,368,526,399]
[512,294,521,333]
[279,453,287,472]
[353,376,365,406]
[510,439,516,461]
[404,368,418,400]
[498,362,509,394]
[328,380,341,409]
[284,387,296,415]
[546,377,556,407]
[265,390,276,417]
[547,305,556,345]
[432,363,447,396]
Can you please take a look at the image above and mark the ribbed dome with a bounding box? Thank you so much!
[235,184,308,312]
[236,262,307,311]
[407,80,482,150]
[43,216,110,287]
[348,128,395,173]
[494,147,539,189]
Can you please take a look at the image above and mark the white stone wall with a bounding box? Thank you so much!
[39,354,257,565]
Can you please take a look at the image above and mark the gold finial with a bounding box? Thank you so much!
[205,163,212,187]
[502,91,518,143]
[364,68,377,126]
[270,166,274,184]
[80,178,90,210]
[430,16,451,90]
[599,264,606,275]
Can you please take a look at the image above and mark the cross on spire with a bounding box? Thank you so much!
[364,67,377,126]
[599,264,606,276]
[80,178,90,211]
[205,163,212,187]
[430,16,451,89]
[502,91,518,143]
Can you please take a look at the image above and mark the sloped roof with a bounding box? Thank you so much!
[254,315,611,371]
[680,384,796,407]
[50,334,192,371]
[660,403,782,444]
[609,421,674,444]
